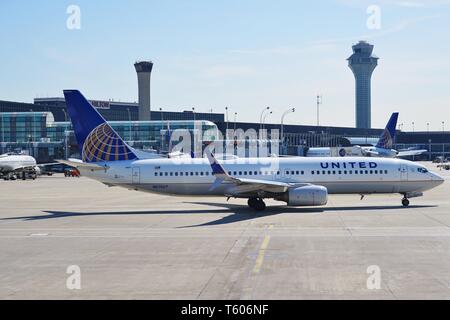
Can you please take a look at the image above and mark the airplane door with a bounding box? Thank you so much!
[400,164,408,181]
[132,167,140,184]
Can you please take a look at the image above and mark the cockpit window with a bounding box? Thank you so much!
[417,168,428,173]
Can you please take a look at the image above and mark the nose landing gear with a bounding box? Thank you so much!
[248,197,266,211]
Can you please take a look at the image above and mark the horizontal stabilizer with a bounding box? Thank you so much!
[56,159,109,172]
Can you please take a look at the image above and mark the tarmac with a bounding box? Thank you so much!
[0,161,449,299]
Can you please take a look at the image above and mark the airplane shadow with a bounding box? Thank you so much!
[0,203,437,227]
[0,209,232,222]
[178,202,437,228]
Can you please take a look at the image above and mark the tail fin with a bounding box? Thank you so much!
[63,90,138,163]
[376,112,399,149]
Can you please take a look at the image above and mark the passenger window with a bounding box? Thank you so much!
[175,172,178,176]
[190,172,194,176]
[206,172,210,176]
[291,171,295,175]
[311,171,315,175]
[374,170,378,174]
[344,171,347,174]
[164,172,168,176]
[301,171,304,175]
[354,171,358,175]
[249,171,252,175]
[316,171,320,175]
[384,170,388,174]
[200,172,204,176]
[244,171,247,175]
[228,171,232,175]
[154,172,158,177]
[296,171,299,175]
[159,172,163,176]
[170,172,173,176]
[180,172,184,176]
[254,171,258,175]
[277,171,280,175]
[338,171,342,174]
[332,171,336,175]
[195,172,199,176]
[233,171,237,175]
[323,171,326,175]
[239,171,242,175]
[360,170,364,174]
[327,170,331,175]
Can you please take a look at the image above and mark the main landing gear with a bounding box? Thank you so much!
[248,197,266,211]
[402,197,410,207]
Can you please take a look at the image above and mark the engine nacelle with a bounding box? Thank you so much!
[276,185,328,206]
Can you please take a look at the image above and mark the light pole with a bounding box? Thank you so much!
[442,121,445,159]
[126,108,132,142]
[427,122,430,133]
[159,108,163,121]
[64,130,70,159]
[262,111,273,129]
[281,107,296,155]
[429,139,432,161]
[234,112,238,131]
[192,107,196,121]
[316,94,322,126]
[259,107,270,130]
[412,121,415,133]
[225,107,229,131]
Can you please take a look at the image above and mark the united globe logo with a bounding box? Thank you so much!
[378,129,393,149]
[82,123,136,162]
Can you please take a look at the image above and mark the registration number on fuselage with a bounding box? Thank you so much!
[152,184,169,190]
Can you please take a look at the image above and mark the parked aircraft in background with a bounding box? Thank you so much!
[58,90,443,211]
[304,113,428,158]
[0,153,40,180]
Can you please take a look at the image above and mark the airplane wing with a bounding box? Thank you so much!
[206,152,302,195]
[397,149,428,157]
[56,159,109,172]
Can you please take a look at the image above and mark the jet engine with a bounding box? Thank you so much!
[276,185,328,206]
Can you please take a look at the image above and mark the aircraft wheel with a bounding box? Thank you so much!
[247,198,258,209]
[402,198,410,207]
[254,198,266,211]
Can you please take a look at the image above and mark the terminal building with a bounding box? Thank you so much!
[1,109,449,163]
[1,55,449,163]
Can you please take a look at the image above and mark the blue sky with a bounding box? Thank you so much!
[0,0,449,129]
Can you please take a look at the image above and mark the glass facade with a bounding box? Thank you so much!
[1,112,219,162]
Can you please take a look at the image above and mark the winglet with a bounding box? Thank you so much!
[206,151,230,191]
[206,151,228,177]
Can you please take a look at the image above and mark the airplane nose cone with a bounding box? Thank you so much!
[432,173,445,185]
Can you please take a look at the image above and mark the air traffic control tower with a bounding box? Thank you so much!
[134,61,153,121]
[347,41,378,129]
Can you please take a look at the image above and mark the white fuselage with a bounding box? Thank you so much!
[78,157,444,197]
[0,154,36,172]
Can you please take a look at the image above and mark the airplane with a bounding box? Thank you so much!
[59,90,444,211]
[0,152,41,180]
[304,113,428,158]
